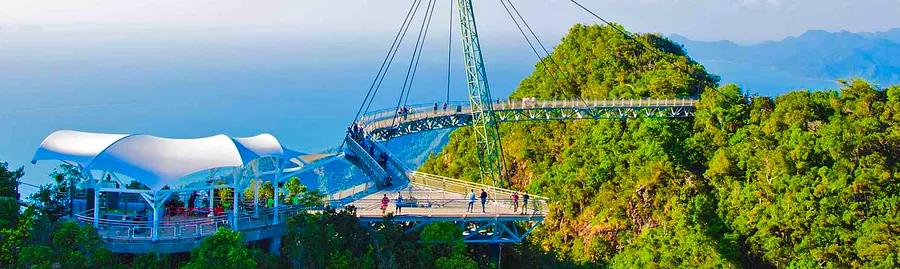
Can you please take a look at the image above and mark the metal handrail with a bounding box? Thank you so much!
[408,171,547,200]
[348,198,546,216]
[75,204,314,242]
[360,98,696,124]
[344,135,388,181]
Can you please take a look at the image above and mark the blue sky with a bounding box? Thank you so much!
[2,0,899,43]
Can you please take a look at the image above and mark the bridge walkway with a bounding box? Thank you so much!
[359,98,697,141]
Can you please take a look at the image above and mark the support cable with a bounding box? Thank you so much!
[501,0,589,107]
[402,0,439,106]
[342,0,425,150]
[351,0,425,125]
[567,0,742,103]
[446,0,454,105]
[497,0,567,93]
[363,0,429,115]
[387,0,438,146]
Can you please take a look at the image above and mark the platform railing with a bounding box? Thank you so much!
[74,204,314,242]
[329,181,378,201]
[406,171,548,213]
[348,198,546,217]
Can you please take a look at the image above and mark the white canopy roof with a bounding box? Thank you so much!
[32,130,128,167]
[33,130,299,191]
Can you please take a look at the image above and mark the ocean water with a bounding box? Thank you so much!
[0,28,839,194]
[0,29,534,191]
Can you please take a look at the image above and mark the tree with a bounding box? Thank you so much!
[283,207,375,269]
[421,223,478,269]
[0,161,24,199]
[1,206,37,267]
[183,228,257,269]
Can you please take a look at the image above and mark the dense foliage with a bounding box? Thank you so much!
[183,228,258,269]
[422,24,900,268]
[282,207,480,269]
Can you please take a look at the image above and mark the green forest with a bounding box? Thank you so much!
[1,23,898,268]
[421,24,900,268]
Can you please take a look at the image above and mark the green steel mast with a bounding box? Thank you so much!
[455,0,506,188]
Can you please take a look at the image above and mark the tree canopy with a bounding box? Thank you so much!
[422,24,900,268]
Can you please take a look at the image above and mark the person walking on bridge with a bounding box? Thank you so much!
[466,190,475,212]
[479,189,488,213]
[522,192,530,215]
[512,192,520,213]
[395,192,404,214]
[380,194,389,215]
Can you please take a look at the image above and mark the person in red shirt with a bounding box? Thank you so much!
[380,194,390,215]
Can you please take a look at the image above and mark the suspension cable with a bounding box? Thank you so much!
[361,0,428,115]
[402,0,438,106]
[567,0,741,103]
[497,0,572,100]
[386,0,438,145]
[502,0,589,107]
[350,0,425,127]
[446,0,454,105]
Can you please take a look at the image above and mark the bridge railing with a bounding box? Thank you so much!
[329,181,378,201]
[358,98,697,133]
[343,135,388,186]
[348,198,546,217]
[74,204,312,242]
[407,171,548,213]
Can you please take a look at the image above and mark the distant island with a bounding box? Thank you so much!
[670,28,900,95]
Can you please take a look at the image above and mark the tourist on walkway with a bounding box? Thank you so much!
[480,189,488,213]
[512,192,519,213]
[522,192,530,214]
[466,190,476,212]
[380,194,390,215]
[395,192,404,214]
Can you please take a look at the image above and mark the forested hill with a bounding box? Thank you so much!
[420,24,900,268]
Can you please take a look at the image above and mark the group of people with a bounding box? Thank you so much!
[348,123,365,141]
[465,189,531,214]
[380,192,404,215]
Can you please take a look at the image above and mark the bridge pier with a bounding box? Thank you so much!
[269,236,282,256]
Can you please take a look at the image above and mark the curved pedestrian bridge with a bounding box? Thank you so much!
[359,98,696,141]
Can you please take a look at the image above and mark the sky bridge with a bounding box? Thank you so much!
[360,98,697,141]
[24,95,695,253]
[21,0,705,254]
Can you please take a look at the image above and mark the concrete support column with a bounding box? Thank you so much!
[269,236,282,256]
[233,186,239,230]
[151,204,159,241]
[253,180,260,218]
[273,160,283,225]
[93,188,100,228]
[208,188,215,217]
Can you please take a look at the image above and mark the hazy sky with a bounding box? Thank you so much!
[1,0,899,43]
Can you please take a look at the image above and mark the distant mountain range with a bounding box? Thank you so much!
[670,28,900,95]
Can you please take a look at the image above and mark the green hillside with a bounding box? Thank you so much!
[421,24,900,268]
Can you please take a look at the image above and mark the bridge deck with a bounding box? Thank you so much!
[348,183,542,221]
[359,98,697,140]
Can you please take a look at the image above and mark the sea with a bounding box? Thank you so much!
[0,26,841,194]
